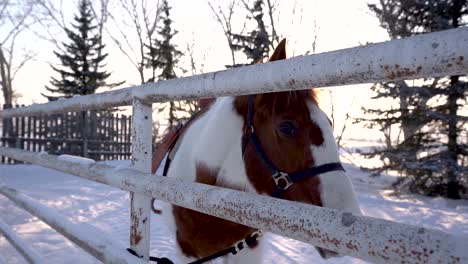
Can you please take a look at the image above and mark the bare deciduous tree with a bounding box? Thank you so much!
[208,0,238,66]
[29,0,74,62]
[0,0,36,107]
[209,0,282,67]
[105,0,161,84]
[265,0,279,48]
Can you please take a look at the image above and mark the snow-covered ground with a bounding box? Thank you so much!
[0,161,467,264]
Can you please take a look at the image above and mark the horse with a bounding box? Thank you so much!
[155,39,362,263]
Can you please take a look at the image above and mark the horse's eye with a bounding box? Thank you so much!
[278,121,297,136]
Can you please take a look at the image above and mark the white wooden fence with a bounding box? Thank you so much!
[0,27,467,264]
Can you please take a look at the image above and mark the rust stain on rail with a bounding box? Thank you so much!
[381,64,423,80]
[130,194,143,245]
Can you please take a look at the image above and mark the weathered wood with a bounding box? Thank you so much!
[122,115,127,160]
[110,114,114,159]
[20,107,25,161]
[27,115,32,153]
[0,108,132,164]
[32,116,37,153]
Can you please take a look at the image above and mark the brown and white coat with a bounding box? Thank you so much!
[160,40,361,263]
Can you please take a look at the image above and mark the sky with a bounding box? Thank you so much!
[7,0,391,140]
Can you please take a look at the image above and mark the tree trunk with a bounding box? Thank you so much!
[398,81,427,141]
[446,0,463,199]
[0,47,13,106]
[446,75,460,199]
[168,101,175,130]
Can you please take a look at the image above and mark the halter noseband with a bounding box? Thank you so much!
[241,95,345,198]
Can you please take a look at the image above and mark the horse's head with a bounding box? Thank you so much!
[236,39,361,258]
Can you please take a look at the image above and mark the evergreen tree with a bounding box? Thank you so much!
[227,0,277,67]
[145,0,184,130]
[43,0,111,100]
[230,0,271,65]
[146,0,181,81]
[42,0,119,161]
[358,0,468,199]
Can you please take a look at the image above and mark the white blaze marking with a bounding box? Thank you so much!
[307,103,362,215]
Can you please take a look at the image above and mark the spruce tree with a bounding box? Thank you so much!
[43,0,110,100]
[42,0,117,160]
[227,0,276,67]
[145,0,184,129]
[358,0,468,199]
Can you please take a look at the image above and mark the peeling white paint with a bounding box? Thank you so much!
[1,27,468,264]
[129,99,153,261]
[1,27,467,118]
[1,147,467,264]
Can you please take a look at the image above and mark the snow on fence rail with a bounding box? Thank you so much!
[0,27,467,264]
[0,218,45,264]
[0,185,145,264]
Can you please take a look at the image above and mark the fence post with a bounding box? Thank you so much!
[15,138,21,149]
[130,99,152,261]
[82,111,89,158]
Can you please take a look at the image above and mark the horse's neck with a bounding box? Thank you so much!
[168,97,259,260]
[190,97,255,192]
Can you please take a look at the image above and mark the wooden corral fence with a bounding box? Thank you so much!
[1,28,468,264]
[0,105,132,164]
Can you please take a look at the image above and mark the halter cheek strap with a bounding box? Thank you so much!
[242,95,345,198]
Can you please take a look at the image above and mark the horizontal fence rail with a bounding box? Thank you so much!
[0,27,467,118]
[1,28,467,264]
[0,218,45,264]
[1,147,467,264]
[0,184,145,264]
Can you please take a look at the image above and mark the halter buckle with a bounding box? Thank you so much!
[246,125,254,135]
[273,171,293,190]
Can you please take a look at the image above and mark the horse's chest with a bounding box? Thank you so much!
[171,161,255,258]
[166,98,258,258]
[172,205,255,258]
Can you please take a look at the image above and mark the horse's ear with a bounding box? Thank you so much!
[254,39,287,111]
[269,39,287,62]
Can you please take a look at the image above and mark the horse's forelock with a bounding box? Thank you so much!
[255,90,319,115]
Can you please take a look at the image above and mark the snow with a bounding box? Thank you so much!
[0,218,44,264]
[0,161,467,264]
[57,155,96,166]
[0,185,144,264]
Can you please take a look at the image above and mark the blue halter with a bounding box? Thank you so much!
[241,95,345,198]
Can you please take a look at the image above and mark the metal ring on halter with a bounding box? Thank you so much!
[233,230,264,253]
[246,125,254,134]
[272,171,294,190]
